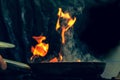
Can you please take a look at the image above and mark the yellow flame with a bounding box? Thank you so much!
[31,36,49,57]
[59,53,63,61]
[31,8,78,62]
[56,8,76,44]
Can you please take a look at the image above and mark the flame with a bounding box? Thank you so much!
[59,53,63,61]
[31,8,79,62]
[49,57,58,62]
[56,8,76,44]
[31,35,62,62]
[31,36,49,57]
[61,27,66,44]
[77,59,81,62]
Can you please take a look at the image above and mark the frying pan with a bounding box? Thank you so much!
[1,59,106,76]
[29,62,105,76]
[2,59,106,74]
[0,59,106,80]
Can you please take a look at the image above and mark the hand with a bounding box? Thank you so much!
[0,55,7,70]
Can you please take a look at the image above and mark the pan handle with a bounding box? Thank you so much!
[3,58,31,69]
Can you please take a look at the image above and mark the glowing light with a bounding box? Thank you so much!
[56,8,76,44]
[31,36,49,58]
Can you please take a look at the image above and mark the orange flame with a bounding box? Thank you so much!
[56,8,76,44]
[59,53,63,61]
[49,57,58,62]
[31,36,49,57]
[31,8,78,62]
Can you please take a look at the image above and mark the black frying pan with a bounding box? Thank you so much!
[2,59,106,76]
[29,62,105,76]
[0,60,106,80]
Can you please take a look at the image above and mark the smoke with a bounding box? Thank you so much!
[61,29,81,62]
[61,28,100,62]
[55,4,102,62]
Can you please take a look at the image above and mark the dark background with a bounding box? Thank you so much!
[0,0,119,63]
[80,0,120,59]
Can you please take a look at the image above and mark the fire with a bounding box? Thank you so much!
[59,53,63,61]
[77,60,81,62]
[31,8,80,62]
[49,53,63,62]
[31,36,49,57]
[49,57,58,62]
[56,8,76,44]
[31,35,63,62]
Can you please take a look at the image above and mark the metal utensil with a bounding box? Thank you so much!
[3,58,31,69]
[0,41,15,48]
